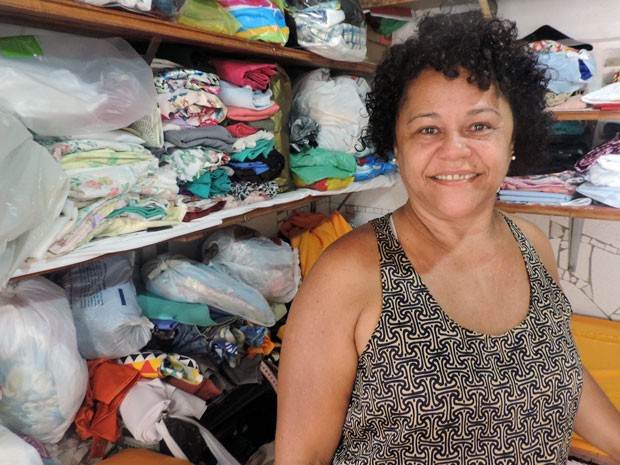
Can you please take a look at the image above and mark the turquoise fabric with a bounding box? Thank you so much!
[230,138,274,162]
[185,167,231,198]
[290,147,357,184]
[137,290,217,326]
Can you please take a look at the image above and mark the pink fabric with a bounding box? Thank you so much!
[226,122,260,137]
[210,59,277,90]
[226,104,280,122]
[501,171,581,194]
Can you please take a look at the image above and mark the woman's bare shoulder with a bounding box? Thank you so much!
[504,213,560,281]
[310,221,379,280]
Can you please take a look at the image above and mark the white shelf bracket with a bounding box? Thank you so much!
[568,217,585,272]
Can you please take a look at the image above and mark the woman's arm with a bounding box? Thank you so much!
[574,369,620,462]
[275,227,379,465]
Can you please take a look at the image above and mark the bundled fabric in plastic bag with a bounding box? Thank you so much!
[201,225,300,303]
[178,0,242,35]
[142,254,275,326]
[290,68,370,153]
[0,425,43,465]
[0,277,87,443]
[530,40,596,95]
[218,0,288,45]
[288,0,366,61]
[0,32,157,136]
[0,112,68,287]
[61,253,153,360]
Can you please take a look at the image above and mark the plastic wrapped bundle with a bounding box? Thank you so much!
[0,277,87,443]
[202,225,300,303]
[142,254,275,326]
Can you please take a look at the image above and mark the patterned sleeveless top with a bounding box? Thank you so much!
[332,213,583,465]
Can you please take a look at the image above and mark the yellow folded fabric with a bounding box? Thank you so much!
[570,314,620,454]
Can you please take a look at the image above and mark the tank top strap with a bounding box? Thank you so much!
[497,210,544,270]
[370,213,400,261]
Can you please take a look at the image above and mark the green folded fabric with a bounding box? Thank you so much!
[290,147,357,184]
[137,290,217,326]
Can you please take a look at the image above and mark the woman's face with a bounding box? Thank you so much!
[394,68,515,220]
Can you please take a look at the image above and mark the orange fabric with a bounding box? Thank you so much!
[74,359,142,457]
[280,211,352,278]
[570,314,620,454]
[279,212,329,240]
[98,448,191,464]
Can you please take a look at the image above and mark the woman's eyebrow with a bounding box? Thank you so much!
[467,107,501,117]
[406,112,439,123]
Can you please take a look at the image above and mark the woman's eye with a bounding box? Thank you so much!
[419,127,438,135]
[472,123,489,132]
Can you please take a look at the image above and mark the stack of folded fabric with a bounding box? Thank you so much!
[499,169,585,205]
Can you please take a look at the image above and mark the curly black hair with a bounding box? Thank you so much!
[362,11,553,176]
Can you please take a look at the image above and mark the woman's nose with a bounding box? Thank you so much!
[440,131,471,158]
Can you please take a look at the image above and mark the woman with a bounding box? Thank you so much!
[275,12,620,465]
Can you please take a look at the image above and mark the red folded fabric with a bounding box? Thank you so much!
[592,103,620,110]
[226,104,280,122]
[210,59,277,90]
[226,122,260,137]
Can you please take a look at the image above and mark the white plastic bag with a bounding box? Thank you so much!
[0,32,157,136]
[61,253,154,359]
[291,68,370,153]
[0,277,87,443]
[142,254,275,326]
[0,425,43,465]
[202,225,300,303]
[0,112,68,287]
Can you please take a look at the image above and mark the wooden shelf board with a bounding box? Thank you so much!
[0,0,376,74]
[10,195,318,282]
[497,201,620,221]
[551,108,620,121]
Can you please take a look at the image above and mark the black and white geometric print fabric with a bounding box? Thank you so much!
[332,213,583,465]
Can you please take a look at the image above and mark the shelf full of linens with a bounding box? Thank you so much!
[10,173,401,281]
[0,0,376,75]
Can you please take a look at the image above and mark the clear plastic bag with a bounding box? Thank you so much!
[0,32,157,136]
[218,0,289,45]
[0,277,88,443]
[288,0,366,61]
[61,253,154,360]
[178,0,242,35]
[202,225,300,303]
[537,49,596,94]
[142,254,275,326]
[0,425,43,465]
[0,112,68,287]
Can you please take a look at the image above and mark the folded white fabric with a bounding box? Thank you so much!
[587,154,620,187]
[120,378,207,444]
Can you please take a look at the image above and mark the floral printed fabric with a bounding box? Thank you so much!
[158,89,227,127]
[162,144,230,182]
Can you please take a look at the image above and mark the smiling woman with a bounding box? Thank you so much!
[275,11,620,465]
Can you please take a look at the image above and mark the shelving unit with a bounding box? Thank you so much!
[0,0,398,283]
[0,0,376,74]
[496,107,620,273]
